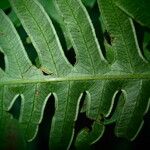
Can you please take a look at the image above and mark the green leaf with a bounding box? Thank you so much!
[75,122,104,149]
[0,0,10,10]
[0,9,39,78]
[37,0,72,49]
[55,0,107,74]
[81,0,96,7]
[115,0,150,27]
[9,0,72,76]
[0,0,150,149]
[8,10,21,27]
[115,80,150,140]
[98,0,148,73]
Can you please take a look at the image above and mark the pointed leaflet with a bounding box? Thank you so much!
[75,80,122,147]
[98,0,148,73]
[37,0,72,49]
[18,84,51,141]
[9,0,72,76]
[98,0,150,140]
[115,0,150,27]
[0,11,44,140]
[55,0,107,74]
[0,9,48,141]
[49,81,91,149]
[75,122,104,149]
[0,10,37,78]
[0,83,49,141]
[115,80,150,140]
[86,81,122,119]
[104,91,125,125]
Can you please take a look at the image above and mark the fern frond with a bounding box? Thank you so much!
[0,0,150,149]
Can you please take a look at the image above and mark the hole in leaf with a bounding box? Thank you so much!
[104,30,113,46]
[0,51,5,71]
[51,18,68,52]
[16,26,40,68]
[64,47,76,66]
[70,112,94,150]
[70,92,94,149]
[27,94,55,150]
[9,95,21,120]
[75,112,94,133]
[51,18,76,65]
[25,43,40,67]
[75,92,93,132]
[4,7,11,15]
[93,123,132,150]
[134,21,144,52]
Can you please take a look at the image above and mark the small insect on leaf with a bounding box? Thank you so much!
[40,67,54,76]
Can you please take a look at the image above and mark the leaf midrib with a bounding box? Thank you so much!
[0,74,150,85]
